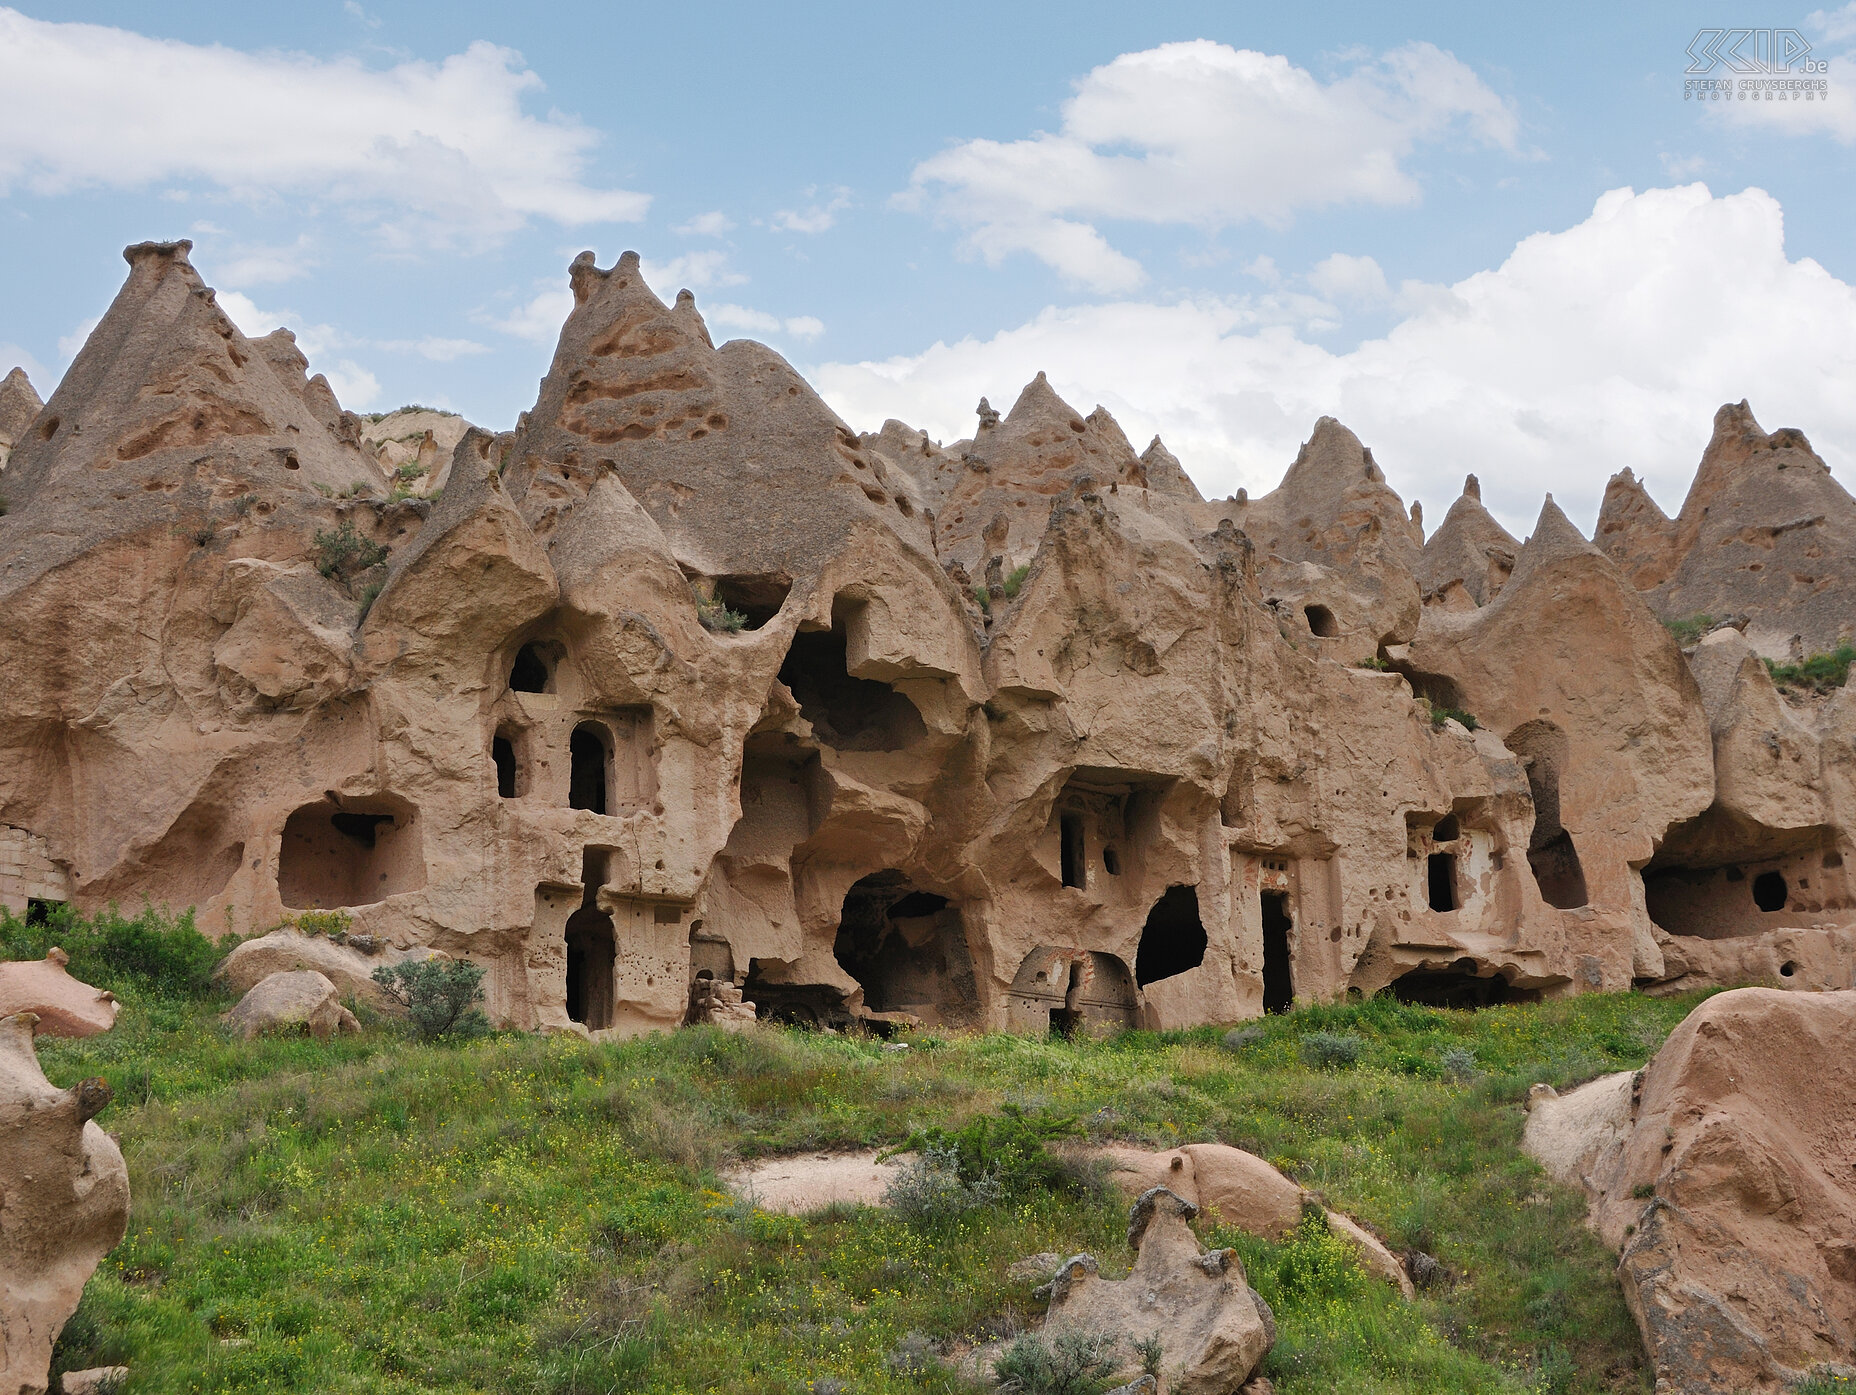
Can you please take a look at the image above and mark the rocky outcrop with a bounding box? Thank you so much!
[1597,401,1856,658]
[3,242,1855,1043]
[1525,988,1856,1393]
[215,930,440,1009]
[0,999,130,1395]
[0,367,41,472]
[1040,1188,1274,1394]
[0,950,118,1037]
[223,969,362,1039]
[1102,1143,1413,1296]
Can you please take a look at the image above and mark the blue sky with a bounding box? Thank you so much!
[3,1,1855,531]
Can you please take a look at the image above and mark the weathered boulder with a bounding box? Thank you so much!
[1041,1187,1273,1394]
[1525,988,1856,1393]
[0,1012,130,1395]
[1102,1143,1412,1296]
[0,950,118,1038]
[222,970,361,1040]
[58,1368,128,1395]
[215,930,440,1008]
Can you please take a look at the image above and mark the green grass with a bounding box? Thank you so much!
[1661,614,1716,647]
[17,910,1713,1394]
[1764,642,1856,693]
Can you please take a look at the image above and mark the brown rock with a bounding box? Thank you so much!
[0,1011,130,1395]
[0,950,118,1037]
[222,969,362,1040]
[0,366,42,471]
[215,930,441,1009]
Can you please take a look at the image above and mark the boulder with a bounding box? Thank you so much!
[0,1012,129,1395]
[59,1370,128,1395]
[1101,1143,1413,1296]
[0,950,118,1037]
[215,931,440,1008]
[1041,1188,1273,1394]
[222,970,361,1040]
[1528,988,1856,1393]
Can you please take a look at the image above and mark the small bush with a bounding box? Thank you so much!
[1630,1182,1656,1200]
[696,596,747,633]
[972,585,992,614]
[394,462,425,481]
[1663,613,1717,646]
[1222,1026,1265,1052]
[993,1328,1123,1395]
[883,1140,1004,1224]
[1438,1045,1477,1082]
[357,579,385,621]
[894,1103,1085,1201]
[1298,1031,1364,1070]
[1355,655,1390,670]
[230,492,257,516]
[370,958,489,1041]
[0,902,227,1000]
[1765,642,1856,694]
[290,909,353,941]
[1001,563,1032,599]
[311,521,388,580]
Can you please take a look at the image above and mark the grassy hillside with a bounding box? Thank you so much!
[13,907,1709,1394]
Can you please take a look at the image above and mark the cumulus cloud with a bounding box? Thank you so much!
[817,185,1856,535]
[705,304,825,341]
[489,286,574,345]
[905,39,1517,291]
[771,186,851,234]
[673,210,735,237]
[1712,10,1856,142]
[1307,252,1390,307]
[0,8,647,248]
[217,291,382,408]
[640,250,747,294]
[0,342,48,388]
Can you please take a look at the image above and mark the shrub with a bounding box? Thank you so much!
[1765,642,1856,694]
[1001,563,1032,599]
[993,1328,1123,1395]
[696,596,747,633]
[1438,1045,1478,1082]
[1222,1026,1265,1052]
[894,1103,1085,1201]
[356,580,385,621]
[311,521,388,580]
[1298,1031,1363,1070]
[882,1140,1004,1224]
[972,585,992,614]
[370,958,489,1041]
[289,909,353,941]
[1355,655,1390,670]
[0,902,227,999]
[1663,613,1717,646]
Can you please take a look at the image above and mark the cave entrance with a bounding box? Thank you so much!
[492,731,519,799]
[1427,853,1458,912]
[832,871,979,1027]
[1008,948,1139,1036]
[509,643,553,694]
[1389,961,1535,1009]
[566,848,616,1031]
[1641,811,1842,938]
[278,797,423,909]
[777,623,925,751]
[1059,810,1086,889]
[569,723,610,814]
[1135,884,1207,988]
[1507,721,1589,909]
[1049,958,1086,1037]
[1261,889,1293,1014]
[1304,604,1339,637]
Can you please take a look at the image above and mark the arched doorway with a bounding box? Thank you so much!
[832,870,980,1027]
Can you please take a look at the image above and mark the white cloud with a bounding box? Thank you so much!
[1714,14,1856,142]
[0,341,48,389]
[489,286,574,345]
[1659,151,1710,178]
[57,317,99,361]
[705,304,825,340]
[377,336,489,362]
[905,39,1517,290]
[771,186,851,234]
[673,210,734,237]
[216,291,381,409]
[342,1,382,28]
[817,185,1856,537]
[1810,4,1856,44]
[1307,252,1389,307]
[214,234,318,287]
[0,8,648,248]
[641,251,747,295]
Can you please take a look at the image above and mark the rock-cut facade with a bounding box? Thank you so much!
[2,242,1854,1036]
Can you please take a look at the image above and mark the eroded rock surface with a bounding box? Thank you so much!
[1525,988,1856,1393]
[0,950,118,1038]
[0,1009,129,1395]
[223,969,362,1039]
[2,242,1855,1044]
[1040,1188,1273,1395]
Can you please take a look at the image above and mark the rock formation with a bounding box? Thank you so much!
[0,968,130,1395]
[0,367,40,473]
[2,242,1855,1037]
[1525,987,1856,1393]
[223,969,362,1039]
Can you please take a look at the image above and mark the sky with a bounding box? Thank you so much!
[3,1,1855,533]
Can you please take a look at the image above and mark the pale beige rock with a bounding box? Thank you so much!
[0,1012,129,1395]
[723,1149,902,1213]
[1102,1143,1412,1296]
[0,950,118,1037]
[57,1368,127,1395]
[223,969,361,1040]
[1539,989,1856,1393]
[0,367,41,472]
[1041,1188,1272,1394]
[215,931,440,1008]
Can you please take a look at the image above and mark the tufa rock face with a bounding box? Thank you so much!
[1528,988,1856,1394]
[3,243,1856,1044]
[0,950,119,1038]
[1597,401,1856,658]
[0,367,42,471]
[0,1003,130,1395]
[223,969,362,1040]
[1042,1188,1274,1393]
